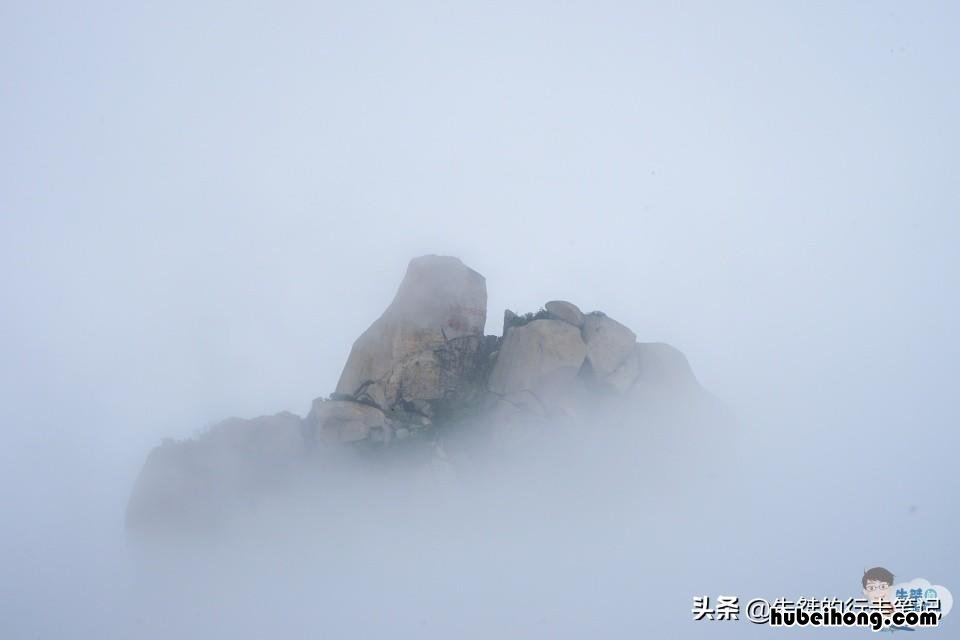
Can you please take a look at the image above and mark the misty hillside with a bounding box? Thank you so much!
[127,255,732,537]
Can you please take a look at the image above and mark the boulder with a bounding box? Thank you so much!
[634,342,700,389]
[581,313,637,377]
[306,399,386,443]
[544,300,584,327]
[488,319,586,396]
[335,255,487,412]
[603,344,642,393]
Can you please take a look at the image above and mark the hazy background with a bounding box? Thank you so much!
[2,1,958,638]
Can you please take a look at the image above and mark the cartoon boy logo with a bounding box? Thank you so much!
[863,567,917,633]
[863,566,895,604]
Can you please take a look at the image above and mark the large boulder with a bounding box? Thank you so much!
[335,255,488,414]
[634,342,700,389]
[544,300,584,327]
[603,344,643,393]
[488,319,587,397]
[581,312,637,378]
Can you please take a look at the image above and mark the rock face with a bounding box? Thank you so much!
[334,255,487,416]
[581,313,637,378]
[127,255,727,536]
[544,300,585,327]
[488,319,586,396]
[306,399,386,443]
[604,344,643,394]
[633,342,700,388]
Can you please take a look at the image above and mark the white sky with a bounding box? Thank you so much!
[2,2,958,638]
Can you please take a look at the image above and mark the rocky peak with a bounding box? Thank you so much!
[322,255,491,441]
[127,255,720,535]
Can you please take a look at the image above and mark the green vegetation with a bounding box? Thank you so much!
[504,307,551,332]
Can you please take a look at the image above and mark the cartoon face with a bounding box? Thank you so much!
[864,579,890,602]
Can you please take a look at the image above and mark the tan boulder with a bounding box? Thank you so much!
[603,344,642,393]
[544,300,584,327]
[488,319,586,396]
[582,313,637,377]
[634,342,700,389]
[335,255,487,411]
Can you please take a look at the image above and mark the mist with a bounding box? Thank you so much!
[2,2,958,638]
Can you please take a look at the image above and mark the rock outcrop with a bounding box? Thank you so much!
[544,300,585,327]
[126,411,303,534]
[488,319,586,397]
[330,255,488,424]
[127,255,726,535]
[581,313,637,378]
[633,342,700,389]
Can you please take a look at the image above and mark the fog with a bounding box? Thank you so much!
[2,2,958,638]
